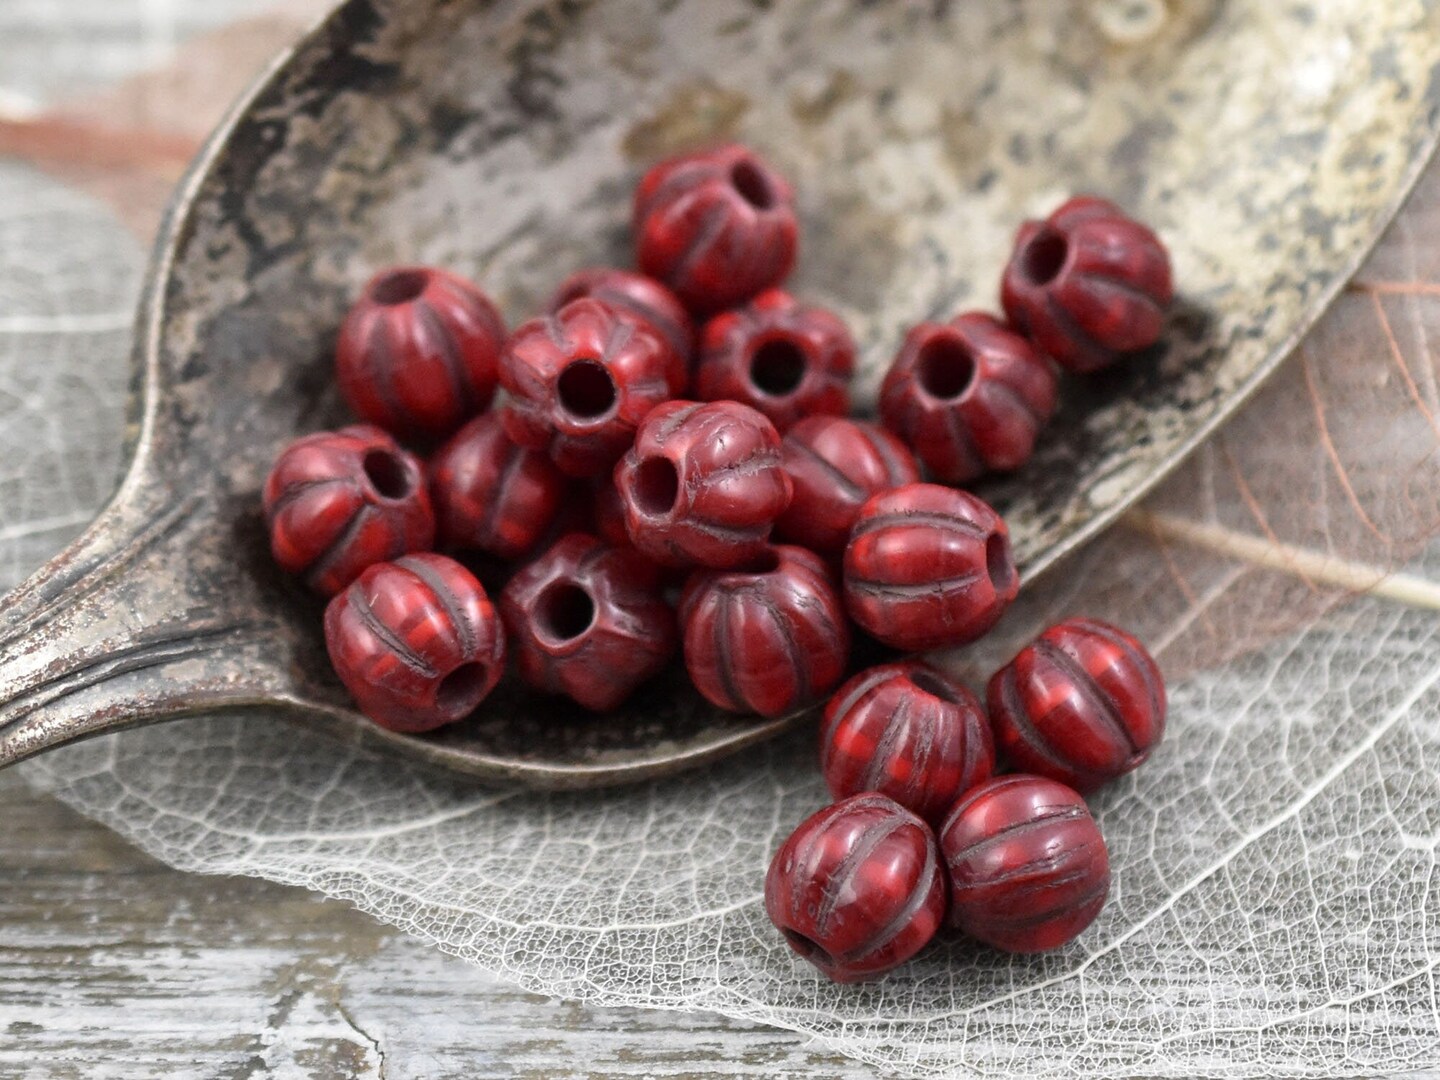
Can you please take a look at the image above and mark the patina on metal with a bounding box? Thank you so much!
[0,0,1437,787]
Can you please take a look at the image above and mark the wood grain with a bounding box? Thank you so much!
[0,773,867,1079]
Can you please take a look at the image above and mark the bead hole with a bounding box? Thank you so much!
[1021,227,1069,286]
[909,668,961,704]
[368,268,430,305]
[731,158,777,210]
[632,457,680,516]
[363,449,412,500]
[537,582,596,643]
[917,335,976,401]
[749,338,807,397]
[557,359,617,420]
[781,928,834,967]
[986,532,1017,594]
[435,662,490,715]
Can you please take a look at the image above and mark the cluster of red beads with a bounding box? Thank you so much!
[261,142,1177,985]
[769,614,1165,980]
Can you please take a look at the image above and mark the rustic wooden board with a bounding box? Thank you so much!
[0,774,871,1078]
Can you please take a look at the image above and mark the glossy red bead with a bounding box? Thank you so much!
[1001,196,1173,373]
[765,793,945,983]
[263,425,434,596]
[634,144,798,314]
[775,416,920,555]
[499,534,676,712]
[500,298,683,478]
[820,662,994,826]
[880,313,1057,483]
[680,545,849,717]
[335,265,506,441]
[988,617,1166,792]
[614,400,793,569]
[324,553,507,733]
[549,268,694,366]
[843,483,1018,651]
[428,412,567,560]
[939,775,1110,952]
[694,290,855,432]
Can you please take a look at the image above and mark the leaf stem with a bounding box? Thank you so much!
[1122,508,1440,611]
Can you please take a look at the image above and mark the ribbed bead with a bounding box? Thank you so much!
[634,143,798,314]
[988,617,1165,792]
[263,425,433,596]
[323,553,506,733]
[695,289,854,432]
[335,265,505,441]
[500,534,676,712]
[843,483,1018,651]
[939,774,1109,952]
[880,312,1057,483]
[614,399,792,569]
[680,545,849,717]
[820,661,993,825]
[765,793,946,982]
[1001,196,1173,373]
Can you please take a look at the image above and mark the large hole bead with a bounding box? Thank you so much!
[323,552,506,733]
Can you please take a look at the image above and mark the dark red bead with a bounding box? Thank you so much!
[263,425,434,596]
[880,313,1057,483]
[820,662,994,826]
[694,290,855,432]
[549,268,694,366]
[634,144,798,314]
[614,400,793,569]
[843,483,1018,651]
[428,413,567,560]
[336,266,506,441]
[500,298,683,478]
[499,534,676,712]
[765,793,945,983]
[324,553,507,733]
[939,775,1110,953]
[775,417,920,555]
[988,617,1166,792]
[680,545,849,717]
[1001,196,1173,373]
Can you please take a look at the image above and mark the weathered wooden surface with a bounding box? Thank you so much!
[0,773,867,1079]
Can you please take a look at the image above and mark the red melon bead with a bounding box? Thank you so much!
[335,265,506,442]
[680,545,849,717]
[939,774,1110,952]
[634,143,798,314]
[1001,196,1173,373]
[428,412,567,560]
[765,793,946,983]
[263,425,434,596]
[988,617,1166,792]
[499,533,676,712]
[820,662,994,826]
[843,483,1018,651]
[549,268,694,366]
[500,298,683,478]
[695,289,855,432]
[880,313,1057,483]
[324,553,507,733]
[614,400,793,569]
[775,416,920,555]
